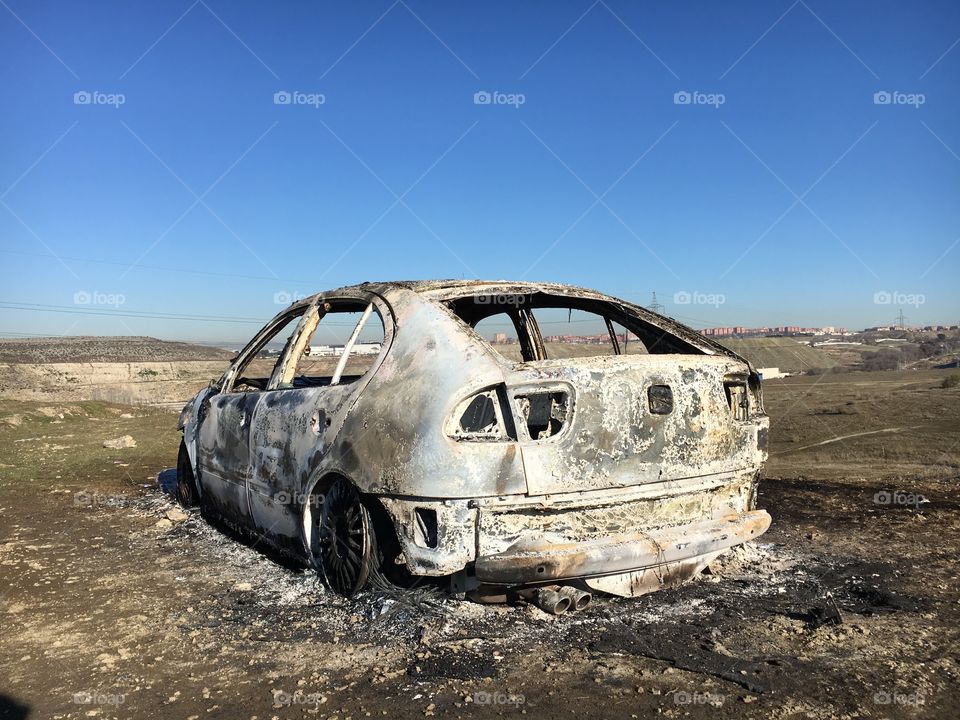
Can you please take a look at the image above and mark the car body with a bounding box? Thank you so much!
[177,280,770,606]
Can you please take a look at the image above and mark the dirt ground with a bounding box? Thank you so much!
[1,369,958,719]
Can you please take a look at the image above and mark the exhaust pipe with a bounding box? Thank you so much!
[558,585,592,611]
[533,587,571,615]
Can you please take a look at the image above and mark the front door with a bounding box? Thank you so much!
[195,307,310,528]
[196,390,260,524]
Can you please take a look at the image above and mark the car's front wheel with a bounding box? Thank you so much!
[176,440,200,507]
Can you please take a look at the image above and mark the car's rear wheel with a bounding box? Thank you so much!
[318,477,377,596]
[176,440,200,507]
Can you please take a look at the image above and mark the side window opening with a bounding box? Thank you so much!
[280,302,385,389]
[229,311,306,393]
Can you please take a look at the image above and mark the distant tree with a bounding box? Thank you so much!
[899,345,922,363]
[861,349,900,371]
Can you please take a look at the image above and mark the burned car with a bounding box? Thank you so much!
[176,281,770,613]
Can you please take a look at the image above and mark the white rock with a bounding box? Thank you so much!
[165,508,189,523]
[103,435,136,449]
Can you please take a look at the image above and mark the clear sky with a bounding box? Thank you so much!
[2,0,958,343]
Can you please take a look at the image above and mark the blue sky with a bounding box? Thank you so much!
[1,0,958,343]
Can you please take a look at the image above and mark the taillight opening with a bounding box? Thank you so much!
[447,386,516,441]
[724,381,750,421]
[514,391,569,440]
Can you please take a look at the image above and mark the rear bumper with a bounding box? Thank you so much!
[473,509,771,585]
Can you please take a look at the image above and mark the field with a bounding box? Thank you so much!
[1,362,959,719]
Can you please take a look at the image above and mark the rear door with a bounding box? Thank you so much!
[246,299,386,546]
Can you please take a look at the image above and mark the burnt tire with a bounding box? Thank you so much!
[176,440,200,507]
[318,477,377,596]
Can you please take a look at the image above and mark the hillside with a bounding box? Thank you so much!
[717,337,836,373]
[0,336,234,364]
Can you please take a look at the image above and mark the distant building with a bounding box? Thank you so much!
[701,327,735,337]
[699,325,848,338]
[756,367,788,380]
[309,342,381,356]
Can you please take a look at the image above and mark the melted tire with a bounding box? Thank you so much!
[176,440,200,507]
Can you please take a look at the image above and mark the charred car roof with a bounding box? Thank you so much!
[282,280,748,365]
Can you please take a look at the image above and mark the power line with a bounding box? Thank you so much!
[0,301,267,324]
[0,301,362,326]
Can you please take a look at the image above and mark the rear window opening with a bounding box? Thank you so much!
[449,292,705,362]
